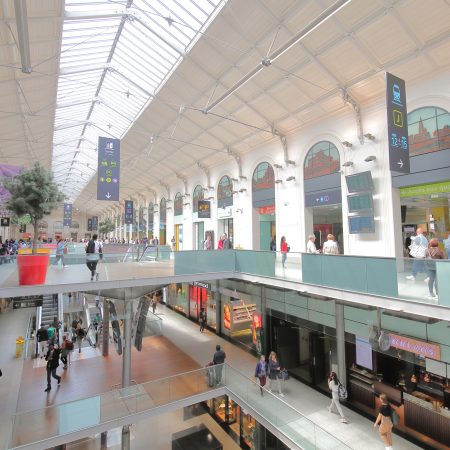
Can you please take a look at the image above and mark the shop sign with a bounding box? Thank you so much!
[389,333,440,360]
[190,281,210,290]
[217,206,232,219]
[400,180,450,198]
[63,203,72,227]
[198,200,211,218]
[305,189,342,207]
[13,295,43,309]
[97,136,120,201]
[1,217,10,227]
[258,205,275,215]
[386,72,410,174]
[124,200,133,225]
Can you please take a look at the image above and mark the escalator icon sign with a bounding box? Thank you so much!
[393,110,403,127]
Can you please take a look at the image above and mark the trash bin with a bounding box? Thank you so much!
[16,336,25,358]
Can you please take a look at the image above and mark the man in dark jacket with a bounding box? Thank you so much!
[213,344,226,385]
[36,325,48,358]
[44,343,61,392]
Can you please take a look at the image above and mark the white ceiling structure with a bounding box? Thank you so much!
[1,0,450,217]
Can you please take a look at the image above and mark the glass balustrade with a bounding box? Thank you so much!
[9,364,350,450]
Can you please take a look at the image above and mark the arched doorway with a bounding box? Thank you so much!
[252,162,275,250]
[217,175,233,246]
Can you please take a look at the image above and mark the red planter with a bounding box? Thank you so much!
[17,254,50,285]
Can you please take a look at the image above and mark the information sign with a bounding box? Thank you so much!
[347,193,374,212]
[13,295,43,309]
[386,72,410,174]
[125,200,134,225]
[87,218,92,231]
[305,189,342,207]
[63,203,72,227]
[198,200,211,218]
[97,137,120,201]
[92,216,98,231]
[345,171,374,193]
[348,215,375,234]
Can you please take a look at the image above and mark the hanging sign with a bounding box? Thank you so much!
[386,72,410,174]
[125,200,134,225]
[198,200,211,218]
[13,295,43,309]
[92,216,98,231]
[97,136,120,201]
[1,217,10,227]
[87,218,92,231]
[389,333,440,359]
[63,203,72,227]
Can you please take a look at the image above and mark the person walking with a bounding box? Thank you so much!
[280,236,289,269]
[328,372,348,423]
[151,294,157,314]
[36,324,49,358]
[268,351,284,397]
[60,335,71,369]
[374,393,395,450]
[322,234,339,254]
[425,238,444,298]
[222,233,231,249]
[44,343,61,392]
[406,227,428,280]
[270,235,276,252]
[204,234,212,250]
[254,355,267,396]
[54,237,67,268]
[47,324,56,345]
[76,323,85,353]
[199,307,206,333]
[213,344,226,385]
[85,234,103,281]
[306,234,320,253]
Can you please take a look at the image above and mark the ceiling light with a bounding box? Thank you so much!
[274,164,283,169]
[286,160,296,166]
[286,176,296,182]
[342,141,352,148]
[275,179,283,184]
[238,188,247,193]
[230,178,238,182]
[232,190,239,195]
[364,133,375,141]
[183,202,190,206]
[364,155,376,162]
[239,176,247,180]
[342,161,354,167]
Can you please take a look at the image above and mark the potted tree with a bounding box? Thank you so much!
[4,163,64,285]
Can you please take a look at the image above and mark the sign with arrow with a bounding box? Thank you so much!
[63,203,72,227]
[386,72,410,174]
[97,136,120,201]
[124,200,133,225]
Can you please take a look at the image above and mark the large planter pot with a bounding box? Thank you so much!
[17,254,50,285]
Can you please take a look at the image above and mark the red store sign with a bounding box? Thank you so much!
[389,333,441,360]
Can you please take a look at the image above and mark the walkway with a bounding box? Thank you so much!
[158,305,421,450]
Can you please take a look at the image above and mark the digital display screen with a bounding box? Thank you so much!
[345,171,374,193]
[347,193,374,212]
[349,215,375,234]
[356,336,373,371]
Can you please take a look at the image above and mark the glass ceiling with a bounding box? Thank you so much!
[52,0,227,201]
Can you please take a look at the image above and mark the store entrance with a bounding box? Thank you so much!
[194,221,204,250]
[311,204,343,253]
[218,218,234,246]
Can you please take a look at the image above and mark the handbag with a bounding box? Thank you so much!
[391,408,400,426]
[409,242,426,258]
[279,368,289,381]
[338,382,348,400]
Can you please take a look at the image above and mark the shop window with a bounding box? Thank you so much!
[174,192,183,216]
[408,106,450,156]
[217,175,233,208]
[304,141,340,179]
[193,184,204,213]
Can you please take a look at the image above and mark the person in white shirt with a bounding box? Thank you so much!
[306,235,320,253]
[322,234,339,255]
[85,234,103,281]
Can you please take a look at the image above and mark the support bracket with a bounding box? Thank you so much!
[340,88,364,145]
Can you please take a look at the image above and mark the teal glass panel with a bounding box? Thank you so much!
[174,250,235,275]
[366,258,398,297]
[436,261,450,306]
[235,250,276,277]
[301,254,323,285]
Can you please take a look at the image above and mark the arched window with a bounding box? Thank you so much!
[217,175,233,209]
[160,198,166,223]
[193,185,204,213]
[174,192,183,216]
[139,206,146,233]
[148,203,154,236]
[408,106,450,157]
[252,162,275,209]
[304,141,340,179]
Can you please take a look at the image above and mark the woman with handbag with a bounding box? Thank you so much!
[328,372,348,423]
[268,351,284,397]
[280,236,289,269]
[406,228,428,280]
[374,393,395,450]
[254,355,267,396]
[425,238,444,298]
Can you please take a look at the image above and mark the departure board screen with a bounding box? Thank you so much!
[347,193,374,212]
[349,215,375,234]
[345,171,374,193]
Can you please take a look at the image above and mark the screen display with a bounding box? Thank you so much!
[345,171,374,193]
[347,193,374,212]
[356,336,373,371]
[349,215,375,234]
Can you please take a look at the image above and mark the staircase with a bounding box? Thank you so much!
[40,295,58,327]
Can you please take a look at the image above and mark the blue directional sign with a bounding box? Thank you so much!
[386,73,410,174]
[87,218,92,231]
[125,200,133,225]
[305,189,342,207]
[92,216,98,231]
[63,203,72,227]
[97,137,120,201]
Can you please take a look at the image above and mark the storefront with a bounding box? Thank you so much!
[168,283,189,316]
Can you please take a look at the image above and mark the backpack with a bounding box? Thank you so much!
[338,383,348,400]
[86,240,95,254]
[47,327,55,339]
[65,340,74,351]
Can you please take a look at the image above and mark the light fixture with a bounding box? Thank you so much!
[286,160,296,166]
[206,196,214,200]
[207,185,214,190]
[239,176,247,180]
[238,188,247,193]
[232,190,239,195]
[364,133,375,141]
[231,177,239,182]
[166,206,172,210]
[14,0,32,74]
[274,164,283,169]
[342,141,352,148]
[275,179,283,184]
[364,155,377,162]
[183,202,190,207]
[286,176,296,182]
[342,161,354,167]
[236,208,243,214]
[166,199,173,203]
